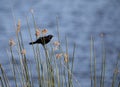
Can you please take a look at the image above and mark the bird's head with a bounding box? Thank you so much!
[48,35,53,40]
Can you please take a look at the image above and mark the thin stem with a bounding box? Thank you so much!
[90,35,93,87]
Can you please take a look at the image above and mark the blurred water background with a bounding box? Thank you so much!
[0,0,120,87]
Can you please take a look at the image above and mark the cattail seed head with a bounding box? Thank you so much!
[42,29,48,35]
[9,39,16,46]
[35,29,40,37]
[21,49,26,55]
[64,53,68,63]
[17,19,21,35]
[53,41,60,47]
[56,53,62,59]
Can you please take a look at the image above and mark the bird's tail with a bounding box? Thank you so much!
[29,42,36,45]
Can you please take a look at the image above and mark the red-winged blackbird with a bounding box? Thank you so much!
[29,35,53,45]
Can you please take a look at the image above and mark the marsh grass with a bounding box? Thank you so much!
[0,11,120,87]
[90,34,120,87]
[0,12,78,87]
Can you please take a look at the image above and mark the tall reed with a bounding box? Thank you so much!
[0,10,120,87]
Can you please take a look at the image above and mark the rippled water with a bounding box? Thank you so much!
[0,0,120,87]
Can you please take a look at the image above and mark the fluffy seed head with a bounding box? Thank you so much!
[16,19,21,35]
[53,41,60,47]
[42,29,48,35]
[64,53,68,63]
[56,53,62,59]
[35,29,40,37]
[9,39,16,46]
[21,49,26,55]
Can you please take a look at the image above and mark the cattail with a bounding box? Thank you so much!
[9,39,16,46]
[56,53,62,59]
[64,53,68,63]
[53,41,60,46]
[17,19,21,35]
[35,29,40,37]
[53,41,60,51]
[21,49,26,55]
[42,29,48,35]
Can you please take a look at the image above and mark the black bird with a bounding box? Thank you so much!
[29,35,53,45]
